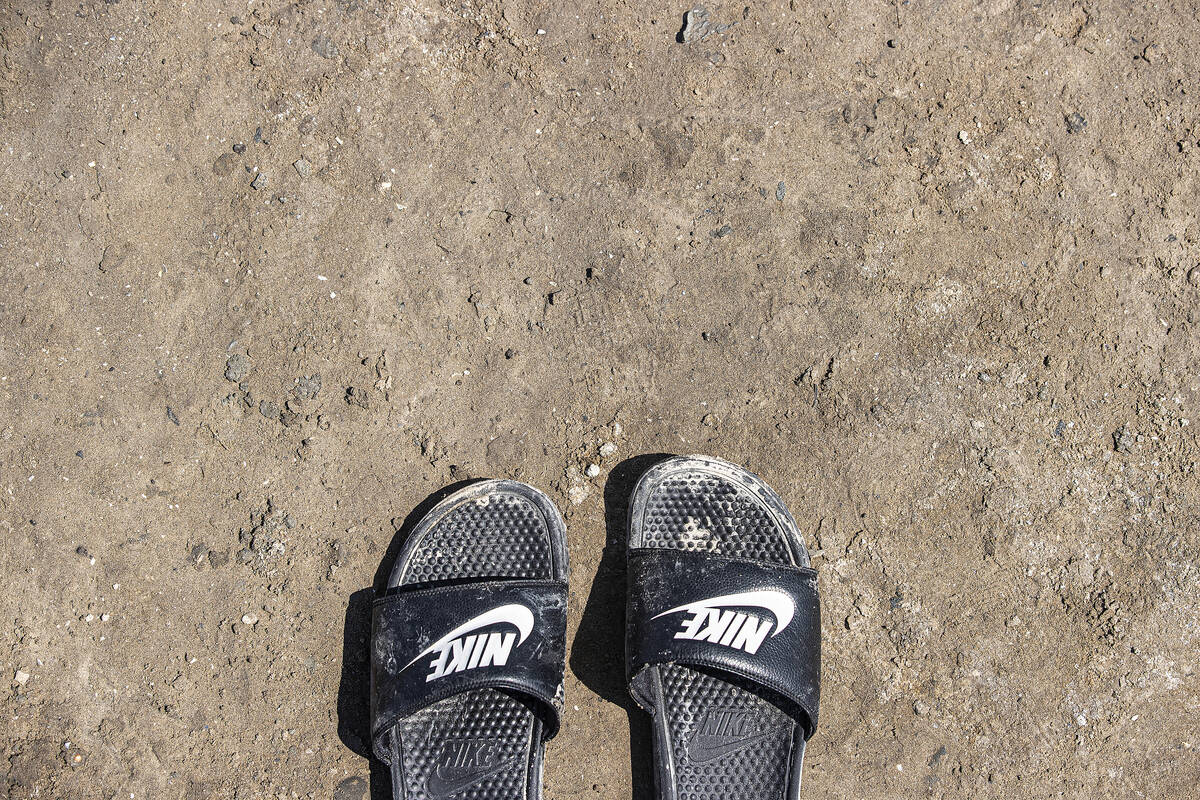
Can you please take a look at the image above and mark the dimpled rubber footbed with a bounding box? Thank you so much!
[390,491,552,800]
[641,473,792,562]
[637,466,801,800]
[658,665,793,800]
[400,494,551,584]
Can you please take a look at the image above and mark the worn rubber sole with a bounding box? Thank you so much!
[384,480,568,800]
[629,456,811,800]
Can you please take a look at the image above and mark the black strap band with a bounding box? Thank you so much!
[626,548,821,738]
[370,579,567,762]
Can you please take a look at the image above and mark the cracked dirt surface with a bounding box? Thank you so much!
[2,1,1199,798]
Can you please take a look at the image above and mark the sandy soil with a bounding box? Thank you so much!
[3,1,1199,798]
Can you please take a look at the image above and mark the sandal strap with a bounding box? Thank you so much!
[370,578,568,762]
[626,548,820,738]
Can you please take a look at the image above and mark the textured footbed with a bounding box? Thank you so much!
[386,483,562,800]
[631,458,808,800]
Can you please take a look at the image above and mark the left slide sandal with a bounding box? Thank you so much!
[370,480,569,800]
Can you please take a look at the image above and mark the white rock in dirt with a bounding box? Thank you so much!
[242,613,259,626]
[568,484,590,505]
[14,670,30,685]
[599,442,617,458]
[585,463,600,478]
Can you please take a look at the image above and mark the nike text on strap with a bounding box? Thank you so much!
[626,548,821,739]
[371,578,568,762]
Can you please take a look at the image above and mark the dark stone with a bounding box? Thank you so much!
[333,777,367,800]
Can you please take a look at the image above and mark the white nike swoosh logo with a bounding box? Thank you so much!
[652,590,795,635]
[402,603,535,673]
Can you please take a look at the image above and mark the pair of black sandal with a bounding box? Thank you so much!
[370,455,821,800]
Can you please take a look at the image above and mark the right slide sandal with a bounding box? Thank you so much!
[625,455,821,800]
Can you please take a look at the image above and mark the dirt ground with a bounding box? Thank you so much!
[3,0,1199,798]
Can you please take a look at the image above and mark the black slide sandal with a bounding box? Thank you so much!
[625,456,821,800]
[370,480,569,800]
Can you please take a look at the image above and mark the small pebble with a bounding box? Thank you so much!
[242,613,259,626]
[312,35,338,59]
[190,543,209,567]
[1065,112,1087,134]
[293,158,312,178]
[585,463,600,478]
[212,153,237,176]
[14,670,30,685]
[250,172,268,190]
[296,373,322,399]
[224,354,250,382]
[680,6,719,43]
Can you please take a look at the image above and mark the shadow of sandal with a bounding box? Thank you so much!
[570,453,675,800]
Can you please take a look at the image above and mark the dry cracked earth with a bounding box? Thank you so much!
[2,1,1199,798]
